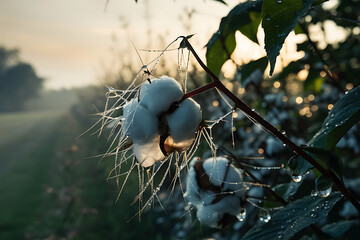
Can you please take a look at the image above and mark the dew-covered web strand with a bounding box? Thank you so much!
[116,157,138,202]
[131,160,169,204]
[129,158,173,220]
[177,48,191,92]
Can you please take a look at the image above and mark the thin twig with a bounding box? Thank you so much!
[299,22,344,92]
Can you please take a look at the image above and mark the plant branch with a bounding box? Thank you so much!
[180,36,360,214]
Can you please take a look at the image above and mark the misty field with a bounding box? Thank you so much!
[0,105,162,239]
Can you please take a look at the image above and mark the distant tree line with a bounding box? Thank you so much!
[0,46,43,112]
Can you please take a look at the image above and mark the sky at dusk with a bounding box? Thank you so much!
[0,0,346,90]
[0,0,237,89]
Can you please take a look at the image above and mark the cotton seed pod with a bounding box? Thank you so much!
[185,157,246,228]
[165,98,202,152]
[139,76,184,115]
[122,99,159,143]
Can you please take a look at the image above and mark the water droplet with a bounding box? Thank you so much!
[318,187,332,197]
[276,0,282,3]
[259,210,271,223]
[276,33,285,38]
[237,208,246,221]
[323,200,331,209]
[345,91,349,94]
[325,122,330,126]
[311,190,318,197]
[330,113,334,117]
[264,15,271,21]
[281,130,286,135]
[107,86,115,93]
[292,175,302,183]
[286,219,292,224]
[310,210,318,218]
[274,24,280,28]
[282,143,286,146]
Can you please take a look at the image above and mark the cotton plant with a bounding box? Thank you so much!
[96,33,360,238]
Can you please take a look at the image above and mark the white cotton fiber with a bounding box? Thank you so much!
[202,157,228,186]
[185,157,246,228]
[132,136,166,167]
[166,98,202,144]
[139,76,184,115]
[122,99,158,144]
[196,204,220,228]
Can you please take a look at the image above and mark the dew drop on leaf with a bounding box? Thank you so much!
[237,208,247,222]
[311,190,318,197]
[274,24,280,28]
[323,201,331,210]
[276,0,282,3]
[259,209,271,223]
[292,175,302,183]
[264,15,271,21]
[318,187,332,197]
[310,210,318,218]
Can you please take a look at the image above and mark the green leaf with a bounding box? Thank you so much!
[206,0,262,75]
[287,155,312,176]
[239,56,268,85]
[322,220,358,239]
[261,0,316,76]
[241,192,343,240]
[309,85,360,149]
[302,146,343,180]
[206,32,236,76]
[272,181,301,201]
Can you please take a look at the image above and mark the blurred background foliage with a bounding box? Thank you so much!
[0,0,359,239]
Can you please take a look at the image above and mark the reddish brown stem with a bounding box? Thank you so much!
[182,81,216,100]
[180,36,360,214]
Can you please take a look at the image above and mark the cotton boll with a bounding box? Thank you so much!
[202,157,228,186]
[185,157,246,228]
[122,99,159,144]
[133,136,166,167]
[166,98,202,151]
[184,167,201,205]
[196,195,242,228]
[196,204,221,228]
[139,76,184,115]
[203,157,245,199]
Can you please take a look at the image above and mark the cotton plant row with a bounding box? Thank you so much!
[97,36,360,232]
